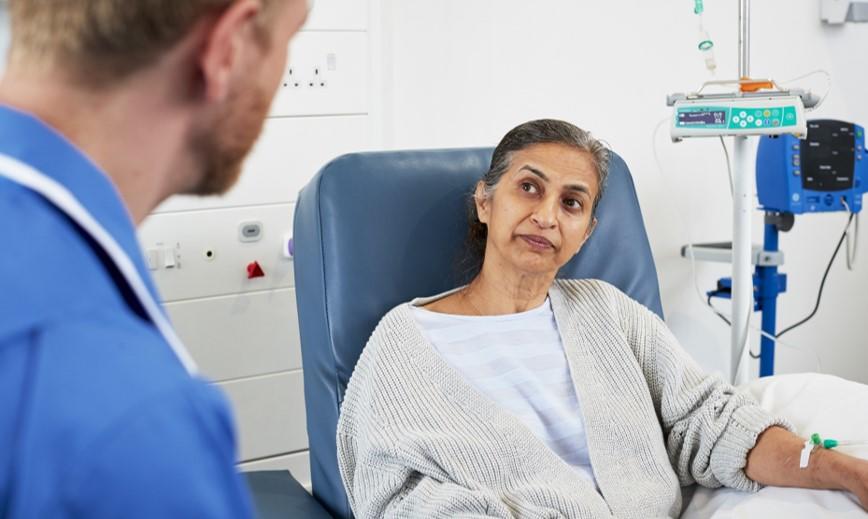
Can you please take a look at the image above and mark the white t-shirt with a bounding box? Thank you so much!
[411,298,598,486]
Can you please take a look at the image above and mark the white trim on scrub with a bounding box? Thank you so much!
[0,152,198,375]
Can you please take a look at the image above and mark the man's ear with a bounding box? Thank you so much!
[197,0,262,102]
[475,182,490,224]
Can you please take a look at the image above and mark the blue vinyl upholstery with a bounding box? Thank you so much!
[245,470,332,519]
[293,147,662,518]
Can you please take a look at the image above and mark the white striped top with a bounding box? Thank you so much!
[411,297,598,486]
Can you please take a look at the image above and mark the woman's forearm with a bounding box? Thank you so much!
[744,426,863,491]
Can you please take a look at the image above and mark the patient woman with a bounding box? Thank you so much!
[337,119,868,518]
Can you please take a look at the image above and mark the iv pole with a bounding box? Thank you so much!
[731,0,752,385]
[678,1,816,383]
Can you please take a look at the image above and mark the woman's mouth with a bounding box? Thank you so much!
[519,234,554,251]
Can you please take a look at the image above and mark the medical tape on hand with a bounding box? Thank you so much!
[799,440,814,469]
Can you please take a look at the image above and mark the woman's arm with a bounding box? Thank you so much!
[610,286,791,490]
[338,429,513,519]
[337,350,513,519]
[746,426,868,508]
[608,283,868,508]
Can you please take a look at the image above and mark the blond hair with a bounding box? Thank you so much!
[7,0,271,83]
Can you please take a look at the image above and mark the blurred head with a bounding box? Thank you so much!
[6,0,309,195]
[466,119,610,277]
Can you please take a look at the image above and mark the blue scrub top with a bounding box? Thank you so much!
[0,105,253,518]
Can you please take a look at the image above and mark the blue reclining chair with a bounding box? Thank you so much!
[288,147,663,518]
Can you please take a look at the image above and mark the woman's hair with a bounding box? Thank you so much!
[462,119,610,278]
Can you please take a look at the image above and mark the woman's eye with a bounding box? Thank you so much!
[520,182,537,193]
[563,198,582,210]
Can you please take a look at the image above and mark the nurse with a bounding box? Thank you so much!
[0,1,307,517]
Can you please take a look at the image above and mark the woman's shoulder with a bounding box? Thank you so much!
[366,302,417,350]
[341,303,418,412]
[553,278,659,321]
[553,278,622,302]
[416,291,464,315]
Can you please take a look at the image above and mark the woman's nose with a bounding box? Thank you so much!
[531,197,558,228]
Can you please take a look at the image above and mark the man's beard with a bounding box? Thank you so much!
[186,82,271,196]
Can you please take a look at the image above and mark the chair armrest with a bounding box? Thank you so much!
[244,470,333,519]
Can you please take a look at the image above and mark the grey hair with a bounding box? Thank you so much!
[462,119,610,277]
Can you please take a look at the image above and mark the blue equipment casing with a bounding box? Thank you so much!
[756,120,866,214]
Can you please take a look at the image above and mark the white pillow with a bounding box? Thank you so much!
[680,373,868,518]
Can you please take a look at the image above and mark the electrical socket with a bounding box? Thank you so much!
[282,52,337,90]
[269,32,367,117]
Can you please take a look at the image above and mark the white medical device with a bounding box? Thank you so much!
[667,90,816,142]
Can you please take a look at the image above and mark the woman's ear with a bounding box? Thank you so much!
[585,217,598,241]
[576,217,597,252]
[475,182,490,224]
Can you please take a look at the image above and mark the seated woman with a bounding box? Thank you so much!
[337,119,868,518]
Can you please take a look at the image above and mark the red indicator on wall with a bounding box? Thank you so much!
[246,261,265,279]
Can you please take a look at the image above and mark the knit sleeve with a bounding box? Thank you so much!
[336,320,513,519]
[338,429,512,519]
[610,286,794,492]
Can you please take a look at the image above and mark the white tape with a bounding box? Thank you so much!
[799,440,813,469]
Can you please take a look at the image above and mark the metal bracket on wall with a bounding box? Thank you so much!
[821,0,868,23]
[681,242,785,267]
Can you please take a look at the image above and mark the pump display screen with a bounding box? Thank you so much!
[801,121,856,192]
[678,110,726,126]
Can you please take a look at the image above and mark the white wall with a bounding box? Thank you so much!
[376,0,868,384]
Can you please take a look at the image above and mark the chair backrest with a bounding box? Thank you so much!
[293,147,663,518]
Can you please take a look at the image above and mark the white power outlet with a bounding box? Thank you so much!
[283,54,335,90]
[270,31,368,117]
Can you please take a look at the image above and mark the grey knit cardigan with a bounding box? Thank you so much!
[337,279,793,518]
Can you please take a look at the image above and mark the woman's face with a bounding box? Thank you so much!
[475,143,599,277]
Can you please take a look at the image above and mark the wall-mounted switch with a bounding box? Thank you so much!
[239,221,263,242]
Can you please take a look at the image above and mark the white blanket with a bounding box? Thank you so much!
[681,373,868,518]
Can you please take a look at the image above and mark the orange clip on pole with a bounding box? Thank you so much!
[740,79,775,93]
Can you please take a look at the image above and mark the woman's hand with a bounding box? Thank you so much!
[746,426,868,512]
[842,456,868,510]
